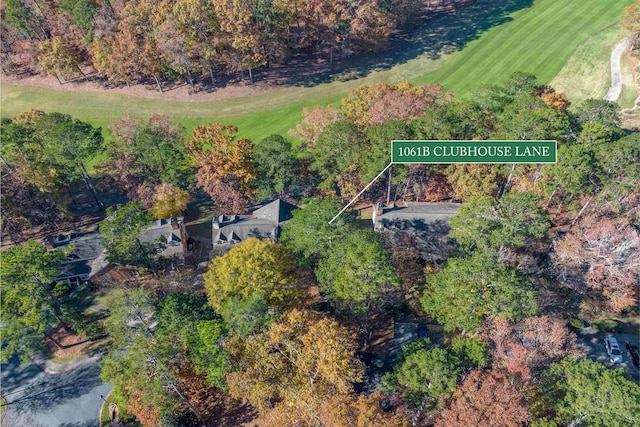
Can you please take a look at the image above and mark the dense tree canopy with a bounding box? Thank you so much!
[280,198,357,263]
[544,357,640,427]
[315,229,399,317]
[420,249,537,333]
[99,202,155,267]
[101,289,228,425]
[2,0,467,88]
[394,348,459,405]
[0,240,66,364]
[1,111,104,233]
[203,238,300,311]
[449,192,549,255]
[226,309,364,426]
[99,115,191,205]
[435,370,530,427]
[253,134,302,199]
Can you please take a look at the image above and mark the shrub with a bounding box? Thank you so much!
[591,319,622,333]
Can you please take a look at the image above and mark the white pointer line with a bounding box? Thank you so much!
[328,162,393,224]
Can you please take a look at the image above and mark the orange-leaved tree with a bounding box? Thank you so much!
[226,309,364,426]
[435,370,530,427]
[186,122,255,214]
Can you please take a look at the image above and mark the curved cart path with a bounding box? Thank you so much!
[604,39,630,102]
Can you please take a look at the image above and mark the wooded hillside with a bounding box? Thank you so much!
[1,0,473,90]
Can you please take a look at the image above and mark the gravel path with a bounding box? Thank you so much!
[604,39,630,102]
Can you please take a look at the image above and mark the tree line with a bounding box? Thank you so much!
[1,0,472,89]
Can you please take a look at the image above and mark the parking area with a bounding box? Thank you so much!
[575,328,639,382]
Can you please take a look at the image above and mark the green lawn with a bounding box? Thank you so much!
[550,24,622,104]
[1,0,634,141]
[618,50,639,110]
[415,0,635,99]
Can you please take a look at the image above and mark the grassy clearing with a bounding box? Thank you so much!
[417,0,635,98]
[618,50,639,110]
[1,0,634,141]
[550,25,621,104]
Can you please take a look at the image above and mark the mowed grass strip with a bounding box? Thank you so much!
[1,0,634,140]
[415,0,635,97]
[550,25,622,103]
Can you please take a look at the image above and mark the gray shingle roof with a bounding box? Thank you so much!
[139,217,185,257]
[253,199,296,223]
[55,232,106,281]
[374,203,461,229]
[212,199,296,246]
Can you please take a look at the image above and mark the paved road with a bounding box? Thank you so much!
[604,39,630,102]
[1,356,111,427]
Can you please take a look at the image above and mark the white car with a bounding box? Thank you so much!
[605,337,623,363]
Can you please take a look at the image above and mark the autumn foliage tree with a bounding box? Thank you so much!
[553,210,640,312]
[622,1,640,51]
[100,115,191,204]
[483,316,584,382]
[149,182,190,219]
[435,370,530,427]
[186,123,255,214]
[319,391,410,427]
[38,36,84,81]
[226,309,364,426]
[203,238,300,311]
[444,164,505,201]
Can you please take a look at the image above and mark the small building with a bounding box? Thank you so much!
[90,264,140,287]
[212,199,296,248]
[46,232,109,287]
[139,217,189,259]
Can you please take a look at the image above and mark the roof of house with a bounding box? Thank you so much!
[253,199,297,223]
[139,217,185,257]
[55,232,107,281]
[212,199,296,245]
[213,217,278,244]
[374,202,461,228]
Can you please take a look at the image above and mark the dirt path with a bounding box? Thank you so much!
[604,39,630,102]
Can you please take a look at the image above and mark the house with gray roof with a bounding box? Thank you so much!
[212,199,296,248]
[372,202,461,231]
[372,202,461,261]
[46,232,109,286]
[139,217,188,259]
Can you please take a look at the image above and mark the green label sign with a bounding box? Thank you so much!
[392,140,557,164]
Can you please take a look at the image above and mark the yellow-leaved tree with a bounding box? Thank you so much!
[226,309,365,426]
[203,238,300,311]
[149,182,190,219]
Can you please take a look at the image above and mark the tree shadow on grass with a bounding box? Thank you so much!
[263,0,534,88]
